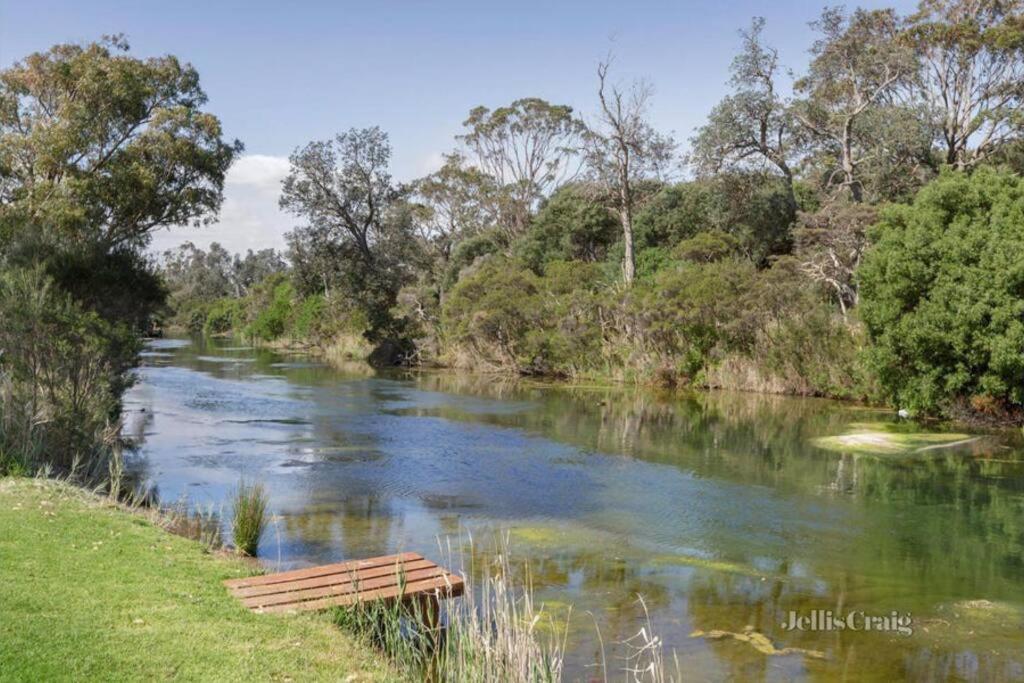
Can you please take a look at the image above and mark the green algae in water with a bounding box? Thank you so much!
[650,554,775,579]
[812,422,976,455]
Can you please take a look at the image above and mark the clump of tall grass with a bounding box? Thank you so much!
[231,480,269,556]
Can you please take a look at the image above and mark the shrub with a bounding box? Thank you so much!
[289,294,326,339]
[442,259,542,370]
[859,168,1024,416]
[203,298,243,336]
[245,280,295,341]
[441,231,502,292]
[515,184,619,273]
[0,267,137,480]
[637,257,758,382]
[231,481,269,557]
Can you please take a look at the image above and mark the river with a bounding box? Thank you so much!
[123,336,1024,681]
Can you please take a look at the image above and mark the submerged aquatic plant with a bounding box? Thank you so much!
[231,480,269,556]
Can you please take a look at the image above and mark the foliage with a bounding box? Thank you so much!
[281,127,421,340]
[794,202,878,316]
[231,480,269,557]
[793,7,920,202]
[634,182,715,249]
[0,36,237,479]
[515,184,619,273]
[905,0,1024,169]
[690,17,800,207]
[859,168,1024,415]
[162,242,286,309]
[244,278,295,341]
[203,297,244,336]
[0,35,240,255]
[441,230,502,291]
[413,152,499,262]
[458,98,587,236]
[587,60,676,283]
[0,268,137,480]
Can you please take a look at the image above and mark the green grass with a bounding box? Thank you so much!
[0,477,396,682]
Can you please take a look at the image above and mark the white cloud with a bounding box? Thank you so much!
[412,150,447,177]
[148,154,293,257]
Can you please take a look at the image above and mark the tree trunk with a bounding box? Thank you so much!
[620,183,636,284]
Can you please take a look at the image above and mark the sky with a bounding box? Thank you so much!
[1,0,917,255]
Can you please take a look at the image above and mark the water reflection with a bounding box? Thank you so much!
[123,337,1024,682]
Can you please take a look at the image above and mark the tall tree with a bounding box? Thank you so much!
[412,153,498,264]
[457,98,586,237]
[280,127,418,336]
[0,36,239,331]
[0,35,241,252]
[587,59,675,284]
[793,8,916,201]
[691,18,801,210]
[281,127,401,267]
[906,0,1024,169]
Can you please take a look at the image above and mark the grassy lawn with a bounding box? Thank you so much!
[0,477,395,682]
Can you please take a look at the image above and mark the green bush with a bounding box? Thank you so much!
[290,294,326,339]
[0,267,137,480]
[638,257,758,381]
[515,184,619,273]
[859,168,1024,416]
[203,298,243,336]
[244,280,295,341]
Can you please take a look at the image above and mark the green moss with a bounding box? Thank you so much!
[0,478,396,682]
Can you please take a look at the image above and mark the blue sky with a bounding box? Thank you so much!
[1,0,917,253]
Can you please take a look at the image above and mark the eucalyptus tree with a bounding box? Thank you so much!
[0,35,241,254]
[0,35,239,333]
[161,241,234,301]
[691,18,801,211]
[587,59,675,284]
[280,127,419,336]
[412,153,498,265]
[905,0,1024,169]
[457,98,587,238]
[792,7,917,202]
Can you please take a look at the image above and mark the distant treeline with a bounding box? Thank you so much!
[164,1,1024,423]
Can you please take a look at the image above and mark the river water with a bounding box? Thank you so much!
[124,336,1024,681]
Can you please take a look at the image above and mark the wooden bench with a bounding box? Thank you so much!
[224,551,464,615]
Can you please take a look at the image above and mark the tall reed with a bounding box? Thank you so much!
[334,536,565,682]
[231,480,269,556]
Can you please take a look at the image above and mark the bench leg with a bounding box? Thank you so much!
[416,593,441,632]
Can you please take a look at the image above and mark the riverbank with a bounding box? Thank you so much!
[0,477,395,681]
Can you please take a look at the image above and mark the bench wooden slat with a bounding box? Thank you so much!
[223,552,421,589]
[229,558,437,599]
[255,574,465,614]
[241,566,450,609]
[225,551,463,616]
